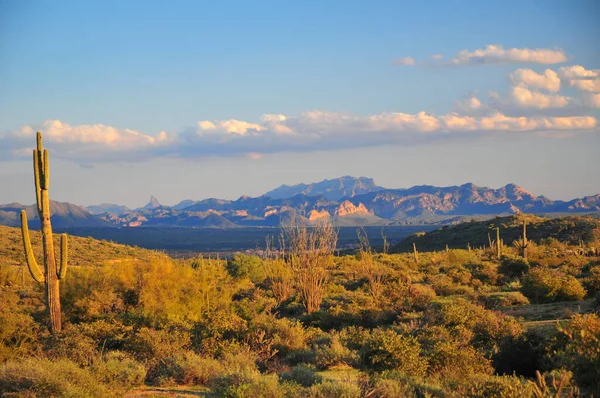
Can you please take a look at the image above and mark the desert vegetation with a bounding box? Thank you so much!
[1,212,600,397]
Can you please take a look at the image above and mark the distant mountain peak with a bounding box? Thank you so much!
[265,176,385,201]
[143,195,161,209]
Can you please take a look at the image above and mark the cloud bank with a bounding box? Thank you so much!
[1,53,597,163]
[397,44,568,67]
[1,111,596,163]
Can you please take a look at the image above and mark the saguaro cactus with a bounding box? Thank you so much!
[496,227,502,259]
[20,132,68,333]
[516,220,530,260]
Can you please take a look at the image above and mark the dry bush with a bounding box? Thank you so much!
[282,217,338,313]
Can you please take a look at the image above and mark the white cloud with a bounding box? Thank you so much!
[509,68,561,92]
[558,65,599,80]
[569,78,600,93]
[394,57,415,66]
[510,86,570,109]
[400,45,567,67]
[1,110,595,162]
[450,44,567,66]
[196,119,262,135]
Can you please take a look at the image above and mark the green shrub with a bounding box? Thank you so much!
[0,290,41,362]
[373,371,446,398]
[209,347,262,394]
[521,267,586,303]
[424,299,523,355]
[213,373,302,398]
[0,358,109,398]
[485,291,530,308]
[146,355,185,386]
[456,374,534,398]
[552,314,600,393]
[370,378,417,398]
[314,333,359,369]
[43,326,100,367]
[279,364,322,387]
[306,380,362,398]
[227,254,265,283]
[179,353,224,385]
[415,325,492,379]
[498,256,530,279]
[91,351,146,388]
[359,329,427,376]
[583,265,600,295]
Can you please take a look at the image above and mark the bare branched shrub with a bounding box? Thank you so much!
[282,217,338,313]
[263,235,293,303]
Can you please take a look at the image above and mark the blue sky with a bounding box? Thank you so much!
[1,0,599,207]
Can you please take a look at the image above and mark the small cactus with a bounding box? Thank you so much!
[20,132,68,333]
[516,220,530,260]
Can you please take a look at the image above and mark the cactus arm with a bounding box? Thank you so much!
[20,210,45,283]
[33,150,42,214]
[58,234,68,279]
[36,131,43,151]
[42,149,50,189]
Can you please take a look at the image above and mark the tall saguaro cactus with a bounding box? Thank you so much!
[20,132,68,333]
[520,221,529,260]
[496,227,501,259]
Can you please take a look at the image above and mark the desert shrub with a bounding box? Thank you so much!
[43,326,100,366]
[445,249,478,267]
[0,357,109,397]
[191,311,247,356]
[91,350,146,388]
[406,283,437,311]
[306,380,362,398]
[208,348,265,396]
[521,267,586,303]
[527,370,578,398]
[179,353,224,385]
[314,333,359,369]
[146,355,185,386]
[212,372,301,398]
[500,291,530,306]
[249,315,310,358]
[469,261,500,285]
[127,326,191,362]
[0,290,41,362]
[484,291,530,308]
[428,274,474,296]
[424,299,523,355]
[455,374,534,398]
[583,265,600,295]
[498,256,530,279]
[415,325,492,379]
[359,328,427,376]
[279,364,322,387]
[227,254,265,283]
[370,378,417,398]
[372,371,445,398]
[552,313,600,393]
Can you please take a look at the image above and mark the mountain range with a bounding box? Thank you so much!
[1,176,599,228]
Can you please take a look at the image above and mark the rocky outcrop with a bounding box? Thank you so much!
[308,209,331,220]
[334,200,371,217]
